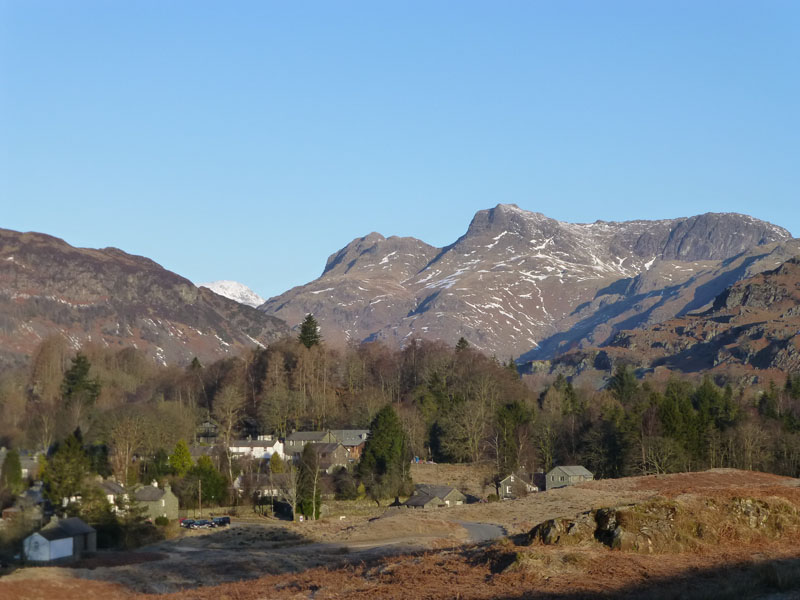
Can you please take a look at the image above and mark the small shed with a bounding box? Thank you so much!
[545,466,594,490]
[23,517,96,562]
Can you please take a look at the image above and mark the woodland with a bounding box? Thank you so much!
[1,320,800,518]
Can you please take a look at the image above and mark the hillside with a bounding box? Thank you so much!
[540,254,800,380]
[0,229,288,367]
[3,469,799,599]
[261,204,794,359]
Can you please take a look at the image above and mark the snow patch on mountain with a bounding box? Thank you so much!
[200,280,265,307]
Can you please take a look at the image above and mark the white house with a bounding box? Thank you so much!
[23,517,96,562]
[228,438,285,461]
[99,479,128,513]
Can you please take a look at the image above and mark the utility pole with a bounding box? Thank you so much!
[198,478,202,517]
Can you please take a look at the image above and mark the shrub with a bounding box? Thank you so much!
[154,516,169,527]
[487,494,499,503]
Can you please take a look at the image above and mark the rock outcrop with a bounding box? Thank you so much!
[528,495,800,553]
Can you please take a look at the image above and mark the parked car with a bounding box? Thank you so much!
[212,516,231,527]
[180,519,195,529]
[190,519,214,529]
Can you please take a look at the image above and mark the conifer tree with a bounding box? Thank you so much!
[169,439,193,477]
[42,433,91,509]
[298,314,321,348]
[358,405,411,500]
[297,444,321,519]
[1,449,24,495]
[61,353,101,406]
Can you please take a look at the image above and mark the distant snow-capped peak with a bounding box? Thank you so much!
[200,280,265,308]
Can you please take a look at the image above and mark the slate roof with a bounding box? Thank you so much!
[134,485,165,502]
[311,443,342,454]
[39,517,95,540]
[329,430,370,446]
[549,465,593,477]
[414,484,463,500]
[100,480,126,495]
[231,439,280,448]
[403,494,443,508]
[286,431,329,442]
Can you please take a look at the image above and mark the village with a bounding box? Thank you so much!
[0,420,594,566]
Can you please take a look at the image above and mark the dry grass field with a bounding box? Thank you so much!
[2,468,799,599]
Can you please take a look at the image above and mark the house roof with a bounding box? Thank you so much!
[286,431,330,443]
[39,517,95,540]
[403,493,443,507]
[231,439,280,448]
[500,472,533,484]
[414,484,464,500]
[134,485,165,502]
[100,480,126,495]
[548,465,593,478]
[190,445,215,458]
[329,430,370,446]
[310,442,344,454]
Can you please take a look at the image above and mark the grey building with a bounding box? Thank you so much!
[498,473,538,499]
[133,483,179,521]
[404,484,466,509]
[285,431,337,459]
[545,466,593,490]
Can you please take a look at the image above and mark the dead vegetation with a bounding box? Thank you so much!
[3,469,800,599]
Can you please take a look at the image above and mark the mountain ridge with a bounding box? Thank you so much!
[0,228,288,367]
[260,205,794,358]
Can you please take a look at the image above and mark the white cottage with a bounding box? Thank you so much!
[229,438,285,460]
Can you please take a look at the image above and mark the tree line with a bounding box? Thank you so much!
[1,322,799,515]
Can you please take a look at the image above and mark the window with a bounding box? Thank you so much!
[161,499,165,507]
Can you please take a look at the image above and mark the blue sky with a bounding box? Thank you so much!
[2,1,798,301]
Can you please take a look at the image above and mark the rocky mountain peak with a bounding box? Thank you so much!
[199,280,265,308]
[322,232,438,281]
[658,213,791,261]
[261,206,797,358]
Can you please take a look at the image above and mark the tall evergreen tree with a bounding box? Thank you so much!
[168,439,193,477]
[298,314,322,348]
[42,434,91,509]
[61,353,101,406]
[1,449,24,495]
[608,365,639,404]
[297,444,321,520]
[358,405,411,500]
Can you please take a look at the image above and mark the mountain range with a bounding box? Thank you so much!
[260,204,797,360]
[1,205,797,377]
